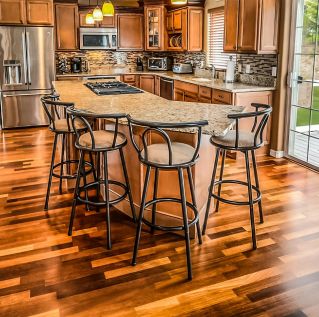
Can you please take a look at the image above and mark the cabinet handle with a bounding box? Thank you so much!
[218,95,223,98]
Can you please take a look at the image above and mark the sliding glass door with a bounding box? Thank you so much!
[287,0,319,168]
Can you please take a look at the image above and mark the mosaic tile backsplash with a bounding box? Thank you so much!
[56,50,277,86]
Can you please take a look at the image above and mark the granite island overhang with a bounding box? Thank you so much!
[53,80,245,237]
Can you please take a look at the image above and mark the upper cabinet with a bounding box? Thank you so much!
[144,5,166,51]
[55,3,78,51]
[26,0,53,25]
[79,10,115,28]
[224,0,279,54]
[117,14,144,51]
[0,0,53,25]
[166,7,203,52]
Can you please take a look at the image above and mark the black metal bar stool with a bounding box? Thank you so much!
[67,108,137,250]
[202,103,272,250]
[128,116,208,280]
[41,96,91,210]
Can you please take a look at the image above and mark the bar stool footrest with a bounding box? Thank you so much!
[77,179,128,207]
[142,197,199,231]
[52,160,93,180]
[211,180,261,206]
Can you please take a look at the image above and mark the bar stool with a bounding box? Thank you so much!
[41,96,91,210]
[128,116,208,280]
[202,103,272,249]
[67,108,137,250]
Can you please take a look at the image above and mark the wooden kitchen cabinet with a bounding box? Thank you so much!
[0,0,26,24]
[224,0,279,54]
[55,3,78,50]
[140,75,155,94]
[154,76,160,96]
[79,10,115,28]
[145,6,166,51]
[79,11,94,27]
[212,89,232,105]
[117,14,144,51]
[187,8,203,52]
[121,74,140,88]
[100,15,115,27]
[174,80,199,101]
[26,0,53,25]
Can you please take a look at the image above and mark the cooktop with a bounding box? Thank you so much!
[84,81,144,96]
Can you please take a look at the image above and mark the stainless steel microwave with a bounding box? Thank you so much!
[147,57,172,71]
[80,28,117,50]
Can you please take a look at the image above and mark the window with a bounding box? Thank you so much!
[207,8,236,69]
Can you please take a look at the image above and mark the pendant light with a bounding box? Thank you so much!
[93,0,103,21]
[85,0,95,25]
[171,0,187,4]
[102,0,114,17]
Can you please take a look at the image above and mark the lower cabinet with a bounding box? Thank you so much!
[139,75,155,94]
[120,74,139,88]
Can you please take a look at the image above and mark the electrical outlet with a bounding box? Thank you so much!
[272,66,277,77]
[238,63,242,73]
[245,64,250,74]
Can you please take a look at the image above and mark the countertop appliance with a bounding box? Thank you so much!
[136,57,143,71]
[148,57,172,71]
[172,63,193,74]
[160,77,174,100]
[80,28,117,50]
[71,57,81,73]
[0,26,54,129]
[85,81,144,96]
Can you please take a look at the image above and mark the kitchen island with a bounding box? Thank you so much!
[54,80,245,237]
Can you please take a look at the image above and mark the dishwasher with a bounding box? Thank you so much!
[160,77,174,100]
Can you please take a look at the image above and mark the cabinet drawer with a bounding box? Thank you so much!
[199,97,212,104]
[199,86,212,99]
[212,89,232,104]
[123,74,136,82]
[174,80,198,94]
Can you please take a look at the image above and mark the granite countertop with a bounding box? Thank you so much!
[53,80,245,137]
[56,67,276,93]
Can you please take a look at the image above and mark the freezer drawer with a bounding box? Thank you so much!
[1,92,49,128]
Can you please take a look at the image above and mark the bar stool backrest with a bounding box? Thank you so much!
[229,103,272,149]
[67,107,127,151]
[127,115,208,167]
[41,96,74,133]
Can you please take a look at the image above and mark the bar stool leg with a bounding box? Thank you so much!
[82,157,90,211]
[151,167,159,233]
[96,152,101,212]
[119,148,137,223]
[59,134,66,195]
[244,151,257,250]
[202,147,221,235]
[89,152,97,182]
[103,152,112,250]
[68,151,84,236]
[215,149,226,213]
[251,150,264,224]
[187,166,202,245]
[178,168,192,281]
[44,133,58,211]
[132,166,151,266]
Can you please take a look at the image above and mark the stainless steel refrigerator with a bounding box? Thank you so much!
[0,26,54,129]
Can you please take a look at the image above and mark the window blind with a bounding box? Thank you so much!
[207,8,236,69]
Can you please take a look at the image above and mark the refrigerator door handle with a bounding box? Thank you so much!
[26,32,31,85]
[22,32,28,85]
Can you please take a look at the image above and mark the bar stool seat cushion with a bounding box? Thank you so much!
[141,142,195,165]
[79,130,125,149]
[212,131,260,148]
[51,118,86,132]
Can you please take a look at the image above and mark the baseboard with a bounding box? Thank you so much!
[270,149,284,158]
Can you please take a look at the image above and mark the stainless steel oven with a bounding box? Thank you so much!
[80,28,117,50]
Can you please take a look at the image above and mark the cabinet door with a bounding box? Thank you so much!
[184,93,199,102]
[224,0,239,52]
[100,15,115,28]
[0,0,26,24]
[55,3,78,50]
[259,0,279,53]
[145,6,164,51]
[155,76,160,96]
[174,89,184,101]
[117,14,144,51]
[140,75,155,94]
[166,12,173,31]
[237,0,259,52]
[173,10,182,30]
[79,11,95,27]
[26,0,53,25]
[187,8,203,51]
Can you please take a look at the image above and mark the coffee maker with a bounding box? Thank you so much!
[70,56,89,73]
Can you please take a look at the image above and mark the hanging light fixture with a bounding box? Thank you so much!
[102,0,114,17]
[171,0,187,5]
[85,0,95,24]
[93,0,103,21]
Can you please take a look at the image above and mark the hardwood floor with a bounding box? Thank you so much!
[1,127,319,317]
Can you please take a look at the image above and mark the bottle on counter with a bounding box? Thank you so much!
[225,56,235,83]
